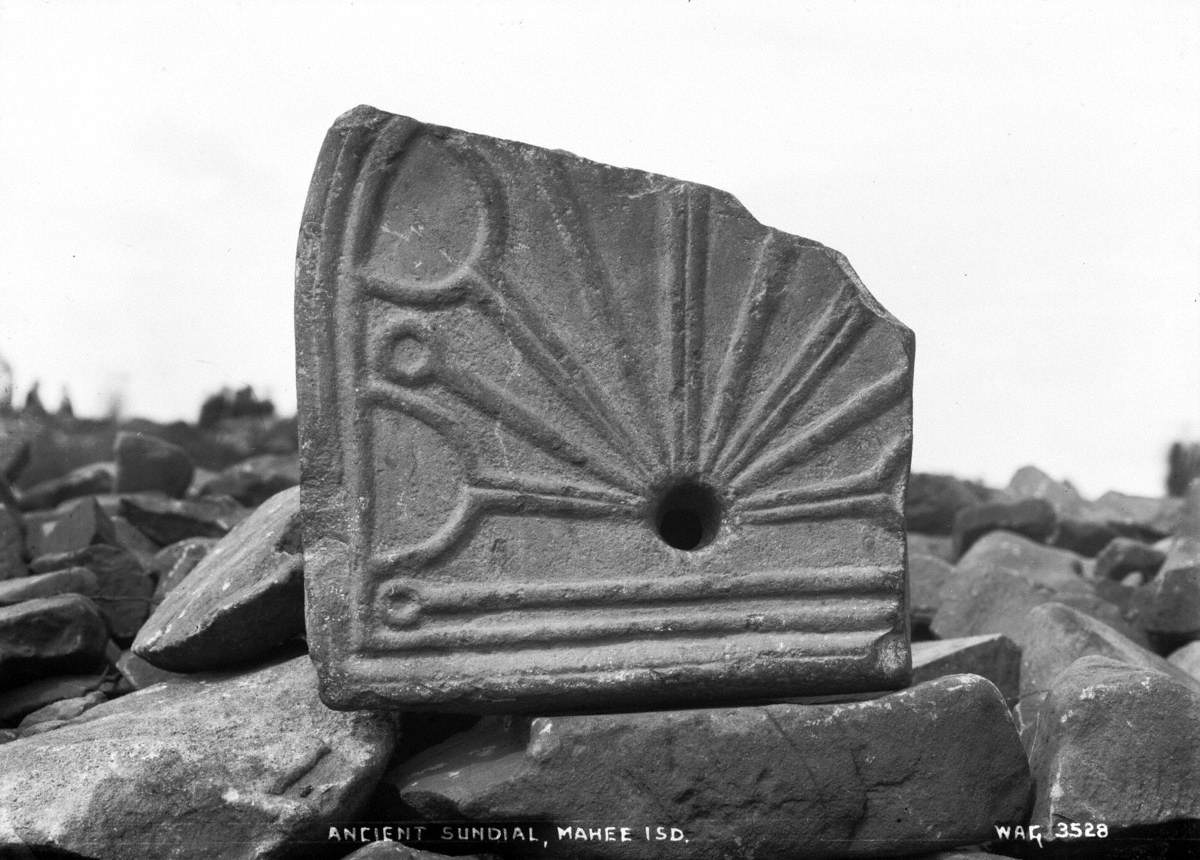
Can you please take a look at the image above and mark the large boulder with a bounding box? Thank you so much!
[17,461,114,512]
[911,634,1020,703]
[196,453,300,507]
[905,473,989,535]
[119,493,249,546]
[952,498,1056,558]
[387,675,1030,859]
[0,655,396,859]
[133,487,303,672]
[0,594,108,689]
[30,544,154,641]
[113,431,195,498]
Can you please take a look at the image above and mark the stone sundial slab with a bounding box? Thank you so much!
[296,105,914,713]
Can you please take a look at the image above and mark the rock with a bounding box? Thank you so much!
[16,689,105,730]
[344,844,498,860]
[1046,517,1119,557]
[110,514,162,567]
[1093,491,1180,541]
[0,655,396,859]
[1026,656,1200,837]
[0,673,109,725]
[0,566,98,605]
[24,496,118,559]
[133,487,304,672]
[299,106,915,711]
[908,531,955,563]
[387,674,1028,859]
[1130,563,1200,646]
[197,452,300,507]
[29,544,154,641]
[955,529,1088,592]
[1168,641,1200,680]
[119,493,249,545]
[0,594,108,689]
[911,634,1020,703]
[0,502,26,581]
[17,461,114,512]
[1095,536,1167,581]
[905,473,989,534]
[113,431,195,498]
[952,498,1056,558]
[149,536,217,604]
[1006,465,1089,517]
[115,650,189,689]
[932,555,1145,647]
[908,552,954,635]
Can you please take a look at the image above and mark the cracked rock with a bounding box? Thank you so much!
[387,675,1030,859]
[0,654,396,859]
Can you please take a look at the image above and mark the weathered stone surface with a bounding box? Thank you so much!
[0,655,396,859]
[1046,517,1119,557]
[952,498,1056,558]
[932,554,1144,647]
[0,673,109,725]
[1026,656,1200,836]
[905,473,988,534]
[115,649,189,689]
[30,544,154,640]
[1095,536,1166,581]
[119,493,249,545]
[0,502,25,581]
[297,106,915,711]
[113,430,195,498]
[0,566,97,605]
[1130,563,1200,643]
[955,529,1087,592]
[150,536,217,604]
[133,487,304,672]
[0,594,107,689]
[911,634,1020,703]
[24,496,118,559]
[16,689,105,731]
[388,675,1028,859]
[110,513,162,567]
[1168,641,1200,680]
[907,531,955,563]
[908,552,953,633]
[1006,465,1090,517]
[344,845,499,860]
[197,452,300,507]
[17,461,114,512]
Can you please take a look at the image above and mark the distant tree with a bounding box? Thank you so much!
[198,385,275,428]
[1167,441,1200,497]
[57,388,74,419]
[23,381,46,416]
[0,353,12,413]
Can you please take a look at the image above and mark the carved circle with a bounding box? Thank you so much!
[379,583,422,629]
[375,320,437,386]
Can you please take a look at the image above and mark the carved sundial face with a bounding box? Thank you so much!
[297,106,915,713]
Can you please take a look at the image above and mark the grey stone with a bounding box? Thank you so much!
[0,655,396,859]
[197,452,300,507]
[1092,490,1180,540]
[0,566,98,605]
[24,496,118,560]
[133,487,304,672]
[0,502,26,581]
[1046,517,1119,557]
[908,552,954,632]
[955,529,1088,592]
[907,531,955,563]
[1026,656,1200,836]
[1094,536,1167,581]
[388,675,1029,859]
[16,461,114,512]
[952,498,1056,558]
[912,634,1020,703]
[16,689,105,730]
[297,105,915,712]
[0,673,109,725]
[113,430,195,498]
[0,595,108,689]
[905,473,989,534]
[118,493,249,546]
[115,650,189,689]
[150,536,217,605]
[1006,465,1090,517]
[29,544,154,641]
[1168,641,1200,680]
[344,845,499,860]
[110,514,162,567]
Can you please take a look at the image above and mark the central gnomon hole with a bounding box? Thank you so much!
[653,480,722,551]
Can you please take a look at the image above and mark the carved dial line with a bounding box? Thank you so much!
[739,492,894,525]
[535,155,667,469]
[712,286,871,482]
[740,435,909,512]
[729,364,911,493]
[699,233,794,472]
[473,469,643,509]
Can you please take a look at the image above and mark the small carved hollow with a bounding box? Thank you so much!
[653,480,722,551]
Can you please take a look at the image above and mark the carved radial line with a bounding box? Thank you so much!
[536,156,666,469]
[386,565,901,614]
[665,188,709,471]
[699,233,794,471]
[739,492,893,525]
[367,376,643,496]
[474,470,643,508]
[740,435,909,511]
[470,487,634,519]
[730,365,910,493]
[714,286,870,481]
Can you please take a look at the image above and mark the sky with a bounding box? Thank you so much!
[0,0,1197,498]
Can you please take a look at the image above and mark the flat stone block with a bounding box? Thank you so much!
[297,106,914,712]
[912,634,1020,703]
[389,674,1030,859]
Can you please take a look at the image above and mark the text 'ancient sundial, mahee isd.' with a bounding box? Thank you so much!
[296,105,915,712]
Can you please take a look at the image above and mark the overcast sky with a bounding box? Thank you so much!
[1,1,1197,498]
